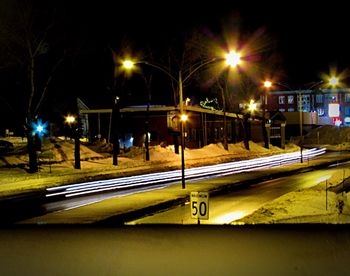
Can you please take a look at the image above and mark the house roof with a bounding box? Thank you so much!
[79,104,244,119]
[268,110,287,122]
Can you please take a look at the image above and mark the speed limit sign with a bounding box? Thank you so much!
[190,192,209,220]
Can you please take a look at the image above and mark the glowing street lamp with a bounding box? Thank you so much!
[65,114,80,169]
[225,50,241,67]
[180,113,188,189]
[248,99,257,113]
[329,76,339,87]
[121,60,152,161]
[263,80,272,89]
[122,60,134,69]
[261,80,278,149]
[221,50,241,150]
[65,115,76,125]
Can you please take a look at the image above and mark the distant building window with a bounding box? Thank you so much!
[279,108,285,112]
[345,106,350,116]
[326,94,337,102]
[278,96,285,104]
[297,95,311,112]
[287,96,294,104]
[288,107,294,112]
[316,94,323,103]
[345,94,350,103]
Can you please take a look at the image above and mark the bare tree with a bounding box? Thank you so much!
[0,0,63,172]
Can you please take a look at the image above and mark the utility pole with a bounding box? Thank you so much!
[112,95,120,166]
[299,92,303,163]
[179,71,186,189]
[74,101,81,169]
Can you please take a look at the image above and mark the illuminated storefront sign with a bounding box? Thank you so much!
[344,117,350,124]
[328,103,340,117]
[332,117,342,126]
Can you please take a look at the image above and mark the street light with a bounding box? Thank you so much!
[121,51,240,189]
[180,114,188,189]
[263,79,307,161]
[262,80,276,149]
[65,114,80,169]
[248,99,257,113]
[121,61,153,161]
[65,115,76,125]
[329,76,339,87]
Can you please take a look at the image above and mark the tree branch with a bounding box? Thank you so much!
[34,57,64,115]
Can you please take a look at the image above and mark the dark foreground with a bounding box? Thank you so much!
[1,224,349,275]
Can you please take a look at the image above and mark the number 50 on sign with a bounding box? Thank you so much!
[190,192,209,220]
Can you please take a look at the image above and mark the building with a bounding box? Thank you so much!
[266,88,350,138]
[79,104,256,148]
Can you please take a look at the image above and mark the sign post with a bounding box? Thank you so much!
[190,192,209,224]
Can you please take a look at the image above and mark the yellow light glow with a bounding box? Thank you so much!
[248,100,257,112]
[122,60,134,69]
[180,114,188,121]
[320,67,346,89]
[65,115,76,124]
[264,80,272,88]
[329,76,339,87]
[213,211,245,224]
[225,50,241,67]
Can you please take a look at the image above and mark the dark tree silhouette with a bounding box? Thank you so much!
[0,0,63,172]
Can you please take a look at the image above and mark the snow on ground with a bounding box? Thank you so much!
[304,125,350,150]
[236,163,350,224]
[1,130,350,224]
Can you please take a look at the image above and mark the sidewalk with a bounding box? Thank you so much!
[18,151,350,225]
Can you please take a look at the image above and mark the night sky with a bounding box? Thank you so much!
[68,0,350,96]
[98,1,350,85]
[1,0,349,132]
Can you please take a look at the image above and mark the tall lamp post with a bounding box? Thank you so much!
[112,95,120,166]
[180,113,188,189]
[299,80,326,163]
[65,114,80,169]
[263,80,306,162]
[122,50,241,189]
[121,61,152,161]
[263,80,273,149]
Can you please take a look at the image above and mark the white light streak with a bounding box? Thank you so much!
[46,148,326,198]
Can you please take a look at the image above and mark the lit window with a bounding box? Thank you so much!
[316,94,323,103]
[279,108,285,112]
[346,94,350,103]
[278,96,285,104]
[297,95,310,112]
[288,107,294,112]
[288,96,294,104]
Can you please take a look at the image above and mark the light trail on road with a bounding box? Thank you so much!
[46,148,325,198]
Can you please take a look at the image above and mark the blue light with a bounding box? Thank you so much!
[31,119,48,137]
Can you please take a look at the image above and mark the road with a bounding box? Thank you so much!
[127,165,348,225]
[3,149,349,224]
